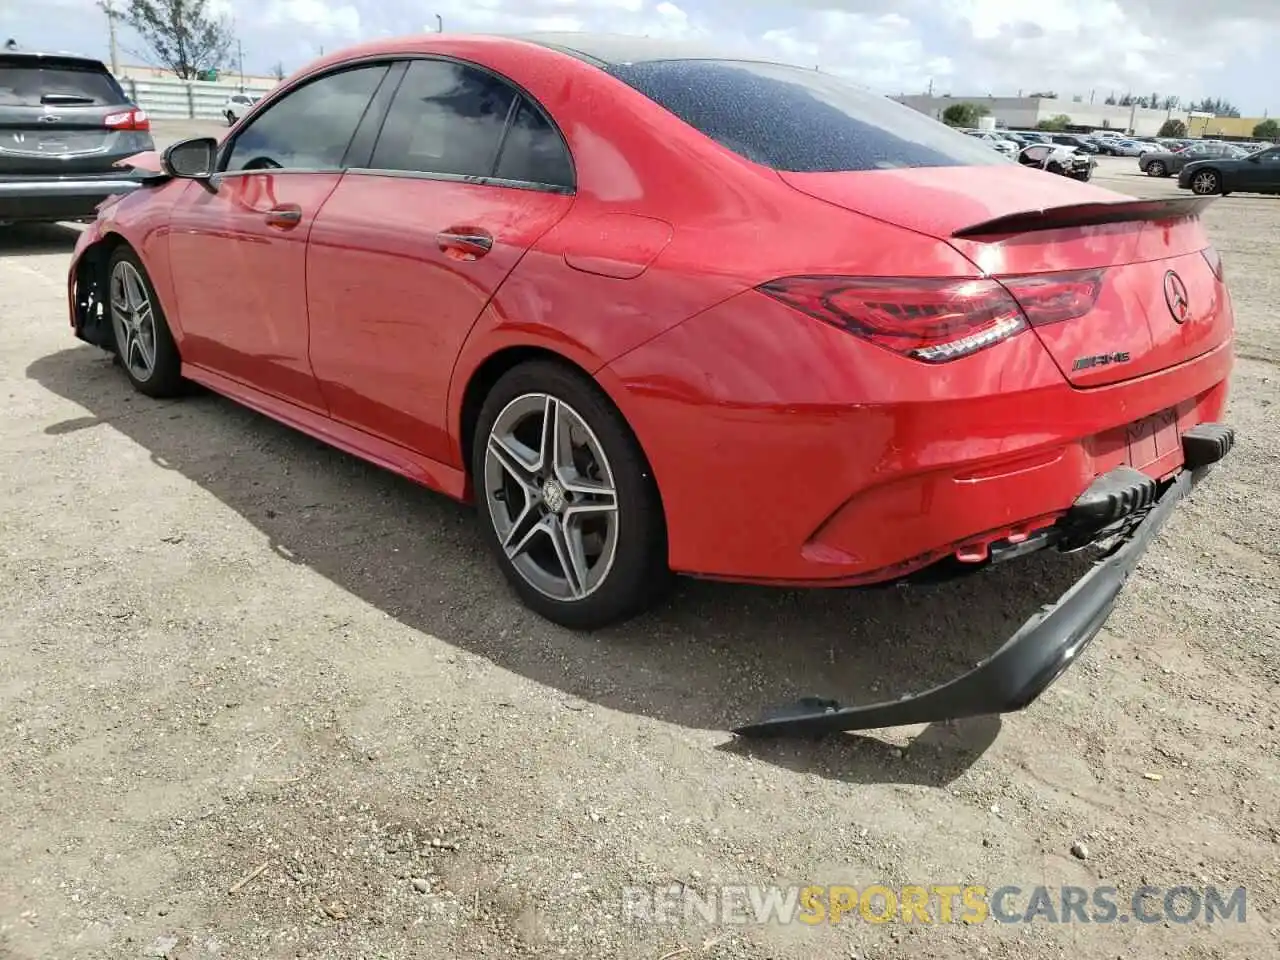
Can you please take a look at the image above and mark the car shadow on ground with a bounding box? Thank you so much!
[28,346,1095,786]
[0,222,83,256]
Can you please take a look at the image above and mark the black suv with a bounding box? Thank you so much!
[0,49,154,224]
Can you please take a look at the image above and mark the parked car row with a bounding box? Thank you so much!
[1140,140,1254,177]
[1177,144,1280,195]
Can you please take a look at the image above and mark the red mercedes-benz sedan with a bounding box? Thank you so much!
[68,33,1235,734]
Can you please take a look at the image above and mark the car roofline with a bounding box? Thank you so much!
[504,31,799,70]
[0,49,111,70]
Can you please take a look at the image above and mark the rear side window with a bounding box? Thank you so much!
[606,60,1005,172]
[0,61,124,106]
[494,99,573,187]
[371,60,516,179]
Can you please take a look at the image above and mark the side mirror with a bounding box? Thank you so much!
[162,136,218,180]
[1247,154,1261,162]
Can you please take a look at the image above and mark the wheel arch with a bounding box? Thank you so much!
[454,344,667,525]
[71,230,134,350]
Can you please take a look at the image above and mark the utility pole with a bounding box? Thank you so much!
[100,0,120,75]
[436,14,443,32]
[237,38,244,92]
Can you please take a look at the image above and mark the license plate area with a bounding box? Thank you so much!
[1086,403,1190,479]
[1124,407,1181,469]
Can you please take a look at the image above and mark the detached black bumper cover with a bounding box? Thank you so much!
[733,424,1235,739]
[0,176,144,222]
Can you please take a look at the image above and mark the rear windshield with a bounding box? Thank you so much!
[0,62,124,106]
[605,59,1005,172]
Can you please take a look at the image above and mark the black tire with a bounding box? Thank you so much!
[107,246,184,398]
[1146,160,1167,177]
[1190,168,1222,196]
[471,359,672,629]
[225,110,236,125]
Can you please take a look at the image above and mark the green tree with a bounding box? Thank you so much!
[1189,97,1241,118]
[112,0,234,79]
[1036,114,1072,131]
[940,102,989,127]
[1158,118,1188,138]
[1252,118,1280,140]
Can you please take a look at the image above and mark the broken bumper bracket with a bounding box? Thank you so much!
[732,426,1234,739]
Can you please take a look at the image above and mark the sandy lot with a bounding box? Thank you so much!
[1,132,1277,959]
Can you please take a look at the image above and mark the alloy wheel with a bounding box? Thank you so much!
[482,393,620,602]
[1192,171,1219,195]
[109,260,157,382]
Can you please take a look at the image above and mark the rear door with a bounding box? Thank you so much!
[305,57,576,465]
[0,54,150,178]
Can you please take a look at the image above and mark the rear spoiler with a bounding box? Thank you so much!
[952,196,1216,239]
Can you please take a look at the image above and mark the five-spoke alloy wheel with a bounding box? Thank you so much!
[107,247,183,397]
[473,361,670,629]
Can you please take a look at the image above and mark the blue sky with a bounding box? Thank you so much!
[8,0,1279,115]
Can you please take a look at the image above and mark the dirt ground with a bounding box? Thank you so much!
[0,130,1277,959]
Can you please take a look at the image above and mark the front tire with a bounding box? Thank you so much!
[225,110,236,125]
[1190,169,1222,195]
[1146,160,1166,177]
[472,360,671,629]
[107,247,183,398]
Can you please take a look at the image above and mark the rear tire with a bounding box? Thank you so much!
[225,110,236,125]
[107,246,184,399]
[472,360,672,629]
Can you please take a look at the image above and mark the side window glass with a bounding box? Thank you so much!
[224,65,388,173]
[371,60,515,178]
[494,98,573,188]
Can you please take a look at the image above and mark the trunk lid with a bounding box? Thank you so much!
[777,166,1231,387]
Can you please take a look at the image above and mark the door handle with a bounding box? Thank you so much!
[265,204,303,228]
[436,228,493,260]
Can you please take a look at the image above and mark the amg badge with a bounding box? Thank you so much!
[1072,351,1131,371]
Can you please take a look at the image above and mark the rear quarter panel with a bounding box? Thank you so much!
[437,37,984,462]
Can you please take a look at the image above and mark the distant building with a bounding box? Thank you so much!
[893,94,1188,137]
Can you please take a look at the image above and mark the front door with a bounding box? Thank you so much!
[306,58,576,464]
[166,62,396,412]
[1243,148,1280,191]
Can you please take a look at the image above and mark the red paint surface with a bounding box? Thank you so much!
[68,35,1236,586]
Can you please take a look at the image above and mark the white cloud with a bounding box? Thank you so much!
[5,0,1277,113]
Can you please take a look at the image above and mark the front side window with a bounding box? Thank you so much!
[224,64,389,173]
[606,59,1005,172]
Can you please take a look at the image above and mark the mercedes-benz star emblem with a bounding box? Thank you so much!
[1163,270,1190,324]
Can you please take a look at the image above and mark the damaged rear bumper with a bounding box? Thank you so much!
[732,424,1235,739]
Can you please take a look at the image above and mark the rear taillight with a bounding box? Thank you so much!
[999,269,1105,327]
[103,108,150,132]
[758,276,1027,363]
[1201,246,1224,281]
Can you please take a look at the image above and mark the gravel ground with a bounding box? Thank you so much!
[1,134,1277,959]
